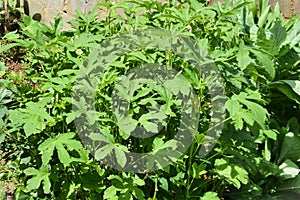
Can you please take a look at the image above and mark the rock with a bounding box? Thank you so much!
[27,0,97,30]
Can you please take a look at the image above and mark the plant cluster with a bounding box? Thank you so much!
[0,0,299,199]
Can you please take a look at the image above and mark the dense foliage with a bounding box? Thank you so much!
[0,0,300,199]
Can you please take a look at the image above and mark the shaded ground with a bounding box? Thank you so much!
[0,150,16,200]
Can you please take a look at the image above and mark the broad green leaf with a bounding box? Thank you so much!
[159,177,168,191]
[258,160,281,178]
[89,133,113,144]
[139,111,167,133]
[108,174,124,187]
[56,142,71,166]
[192,163,207,179]
[115,114,138,140]
[131,186,144,199]
[152,137,165,150]
[278,132,300,163]
[249,48,275,79]
[257,5,270,27]
[287,117,300,133]
[119,192,132,200]
[38,139,55,166]
[280,80,300,95]
[132,175,145,186]
[239,99,267,128]
[63,138,83,150]
[270,80,300,104]
[226,92,267,129]
[141,121,158,133]
[284,21,300,48]
[215,158,249,189]
[277,175,300,194]
[0,43,19,54]
[65,112,75,124]
[38,132,83,167]
[104,186,118,200]
[270,21,287,51]
[24,167,51,194]
[114,147,127,168]
[261,129,277,140]
[164,75,191,95]
[237,42,253,70]
[131,87,152,101]
[94,144,114,160]
[237,108,255,127]
[8,101,55,136]
[201,192,220,200]
[225,99,241,117]
[279,159,300,180]
[128,51,149,63]
[71,33,103,49]
[258,21,287,56]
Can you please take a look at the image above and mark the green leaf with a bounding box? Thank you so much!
[89,133,113,144]
[277,175,300,194]
[240,99,267,128]
[237,42,253,70]
[71,33,104,49]
[8,101,55,136]
[279,159,300,180]
[215,158,249,189]
[264,139,271,161]
[38,138,55,166]
[258,160,281,178]
[24,167,51,194]
[114,147,127,168]
[270,21,287,52]
[104,186,118,200]
[249,48,275,79]
[94,144,114,160]
[278,132,300,163]
[257,5,270,27]
[270,80,300,103]
[0,43,20,54]
[128,51,149,63]
[131,87,152,101]
[261,129,277,140]
[225,99,241,117]
[281,80,300,94]
[159,177,168,191]
[164,75,191,95]
[65,112,75,124]
[152,137,165,150]
[284,21,300,48]
[131,187,144,199]
[287,117,300,133]
[56,142,71,166]
[138,111,167,133]
[192,163,207,179]
[115,113,138,140]
[226,92,268,129]
[201,192,220,200]
[38,132,83,167]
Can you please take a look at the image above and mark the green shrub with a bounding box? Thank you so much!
[0,0,299,199]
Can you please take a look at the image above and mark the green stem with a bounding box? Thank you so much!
[186,141,195,199]
[153,174,158,200]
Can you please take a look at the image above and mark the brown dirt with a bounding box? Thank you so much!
[0,56,40,88]
[0,151,17,200]
[5,59,25,76]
